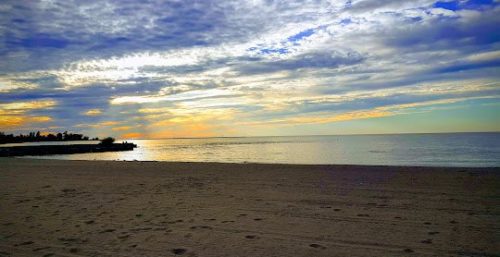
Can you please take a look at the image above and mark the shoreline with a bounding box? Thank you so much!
[10,156,500,169]
[1,158,499,256]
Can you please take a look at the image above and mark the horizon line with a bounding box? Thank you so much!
[118,130,500,140]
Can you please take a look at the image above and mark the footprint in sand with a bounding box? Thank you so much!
[33,246,51,252]
[171,248,187,255]
[99,229,116,233]
[309,243,326,249]
[58,237,78,243]
[16,241,34,246]
[190,225,212,230]
[118,234,130,240]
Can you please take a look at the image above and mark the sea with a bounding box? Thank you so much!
[9,132,500,167]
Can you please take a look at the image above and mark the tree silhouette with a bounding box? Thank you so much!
[0,131,97,144]
[99,137,115,146]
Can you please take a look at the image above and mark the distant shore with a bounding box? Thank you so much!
[1,158,499,256]
[0,143,136,157]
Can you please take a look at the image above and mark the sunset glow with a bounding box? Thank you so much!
[1,1,499,138]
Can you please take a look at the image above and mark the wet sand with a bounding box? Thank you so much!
[0,158,499,257]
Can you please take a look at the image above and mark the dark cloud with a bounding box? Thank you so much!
[237,51,364,75]
[347,0,435,13]
[384,8,500,52]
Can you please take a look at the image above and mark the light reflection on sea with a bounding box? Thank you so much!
[11,133,500,167]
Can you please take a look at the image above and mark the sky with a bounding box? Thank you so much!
[0,0,499,139]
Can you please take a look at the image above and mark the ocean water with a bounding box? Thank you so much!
[13,132,500,167]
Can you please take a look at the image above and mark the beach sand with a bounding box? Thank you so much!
[0,158,499,257]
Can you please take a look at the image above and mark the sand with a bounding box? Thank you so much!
[0,158,499,257]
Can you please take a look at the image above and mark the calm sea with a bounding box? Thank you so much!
[12,132,500,167]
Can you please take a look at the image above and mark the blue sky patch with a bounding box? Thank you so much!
[288,28,315,42]
[260,48,289,55]
[434,0,496,11]
[339,19,352,25]
[10,34,69,49]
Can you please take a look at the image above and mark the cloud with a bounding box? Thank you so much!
[0,100,56,114]
[110,88,236,105]
[347,0,436,13]
[236,51,364,75]
[112,126,132,131]
[84,109,102,116]
[288,109,392,124]
[383,7,500,51]
[0,77,39,92]
[75,121,121,129]
[242,95,499,126]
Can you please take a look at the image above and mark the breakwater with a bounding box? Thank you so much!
[0,143,137,157]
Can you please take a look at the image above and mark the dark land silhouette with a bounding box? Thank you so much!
[0,131,99,144]
[0,134,137,157]
[0,141,137,157]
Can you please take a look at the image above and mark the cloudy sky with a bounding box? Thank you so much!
[0,0,499,139]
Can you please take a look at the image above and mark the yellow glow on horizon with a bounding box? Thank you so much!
[148,124,217,139]
[147,108,237,128]
[121,132,144,139]
[0,115,52,128]
[0,100,56,128]
[239,96,497,127]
